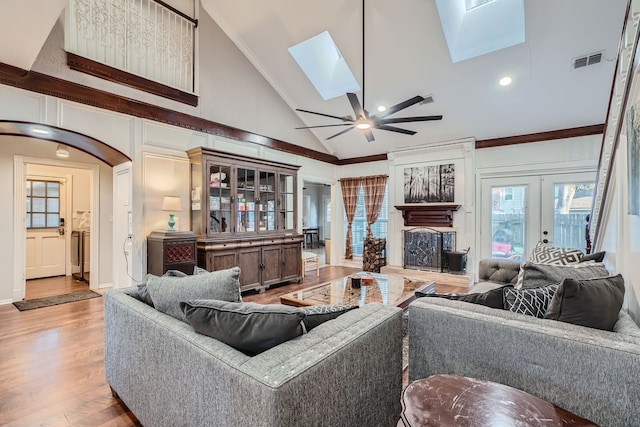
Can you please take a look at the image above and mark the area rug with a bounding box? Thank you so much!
[13,290,102,311]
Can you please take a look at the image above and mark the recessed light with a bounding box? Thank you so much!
[499,76,513,86]
[377,105,387,112]
[32,128,50,135]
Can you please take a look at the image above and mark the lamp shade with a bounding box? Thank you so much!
[161,196,182,212]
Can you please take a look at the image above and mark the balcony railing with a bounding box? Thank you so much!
[66,0,196,94]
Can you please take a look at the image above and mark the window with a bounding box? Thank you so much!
[346,185,388,256]
[26,180,60,229]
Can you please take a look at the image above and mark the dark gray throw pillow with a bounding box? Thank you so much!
[504,284,559,318]
[417,285,511,309]
[544,275,625,331]
[146,266,241,321]
[580,251,606,263]
[180,300,306,355]
[300,304,358,330]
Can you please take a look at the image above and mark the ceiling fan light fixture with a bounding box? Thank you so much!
[356,120,373,130]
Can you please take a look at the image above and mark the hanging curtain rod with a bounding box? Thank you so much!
[337,174,388,181]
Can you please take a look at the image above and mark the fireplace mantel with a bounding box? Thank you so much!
[394,204,461,227]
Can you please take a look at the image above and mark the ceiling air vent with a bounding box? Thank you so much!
[572,51,603,70]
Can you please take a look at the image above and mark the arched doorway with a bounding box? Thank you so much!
[0,121,131,301]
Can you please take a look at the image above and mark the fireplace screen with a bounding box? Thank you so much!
[403,228,456,272]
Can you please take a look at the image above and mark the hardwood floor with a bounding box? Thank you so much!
[25,275,89,300]
[0,266,465,426]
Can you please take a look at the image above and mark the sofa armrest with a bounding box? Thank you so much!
[477,258,521,284]
[408,298,640,426]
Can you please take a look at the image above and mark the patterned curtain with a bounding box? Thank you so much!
[340,177,361,259]
[362,175,388,238]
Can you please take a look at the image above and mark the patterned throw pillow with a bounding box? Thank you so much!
[529,242,583,265]
[504,284,559,318]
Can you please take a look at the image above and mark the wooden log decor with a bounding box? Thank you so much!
[394,205,461,227]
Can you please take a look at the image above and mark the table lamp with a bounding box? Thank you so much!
[161,196,182,232]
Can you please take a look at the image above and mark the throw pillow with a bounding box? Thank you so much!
[544,275,625,331]
[514,262,609,289]
[146,266,242,321]
[529,242,583,265]
[417,285,512,309]
[180,300,306,355]
[580,251,606,263]
[137,270,191,307]
[300,304,358,331]
[504,284,559,318]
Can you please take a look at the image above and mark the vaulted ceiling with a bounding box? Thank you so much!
[0,1,629,160]
[201,0,628,159]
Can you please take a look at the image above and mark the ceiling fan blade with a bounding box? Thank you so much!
[375,96,425,118]
[346,93,366,119]
[295,124,354,129]
[326,126,355,140]
[296,109,354,122]
[378,115,443,124]
[364,129,375,142]
[374,124,417,135]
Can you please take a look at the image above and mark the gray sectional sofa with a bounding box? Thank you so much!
[105,287,403,427]
[408,258,640,426]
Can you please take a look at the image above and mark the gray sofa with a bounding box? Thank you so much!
[105,287,403,427]
[408,265,640,426]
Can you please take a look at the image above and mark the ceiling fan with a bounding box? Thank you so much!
[295,0,443,142]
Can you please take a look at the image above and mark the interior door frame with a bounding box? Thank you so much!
[13,156,100,301]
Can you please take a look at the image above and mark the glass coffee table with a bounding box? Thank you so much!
[280,272,435,309]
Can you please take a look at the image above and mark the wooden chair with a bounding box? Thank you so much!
[301,251,319,277]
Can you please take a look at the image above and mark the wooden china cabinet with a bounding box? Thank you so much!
[186,147,303,292]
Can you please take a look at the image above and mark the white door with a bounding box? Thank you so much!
[25,178,67,279]
[480,172,595,261]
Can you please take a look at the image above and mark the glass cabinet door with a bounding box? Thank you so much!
[236,167,256,233]
[259,171,276,232]
[279,173,295,231]
[208,164,232,235]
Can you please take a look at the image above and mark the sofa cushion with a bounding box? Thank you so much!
[300,304,358,331]
[180,300,305,355]
[528,242,583,265]
[504,284,559,318]
[544,275,625,331]
[146,266,241,321]
[515,262,609,289]
[417,285,511,309]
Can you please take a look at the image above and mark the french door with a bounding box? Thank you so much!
[480,172,595,261]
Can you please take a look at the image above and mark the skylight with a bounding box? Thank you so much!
[288,31,360,101]
[436,0,525,63]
